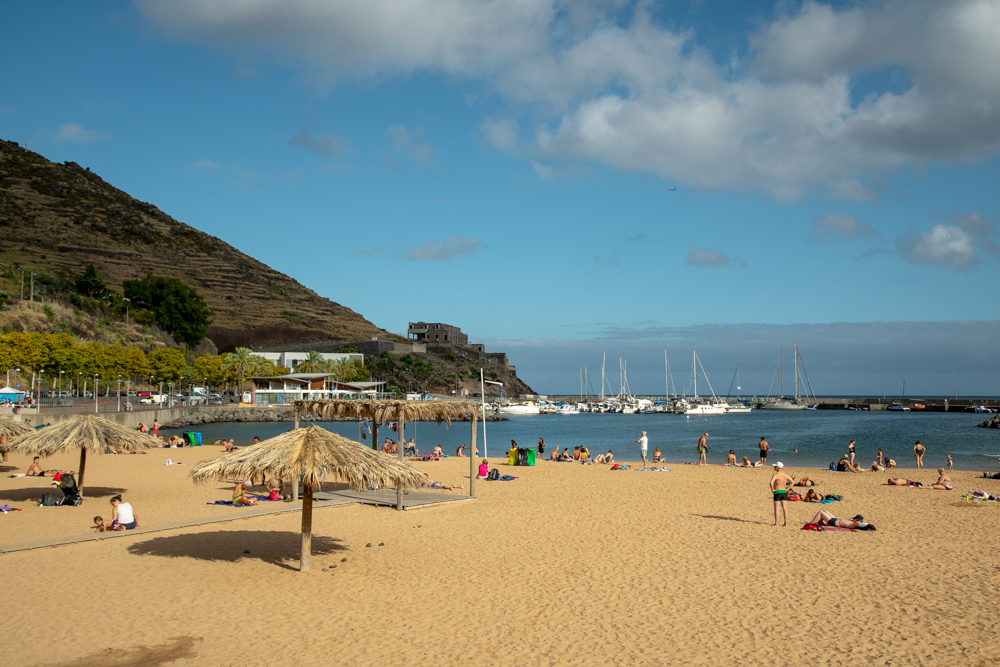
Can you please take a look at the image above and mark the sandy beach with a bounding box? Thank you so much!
[3,444,1000,667]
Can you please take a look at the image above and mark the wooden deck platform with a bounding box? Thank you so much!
[0,491,473,555]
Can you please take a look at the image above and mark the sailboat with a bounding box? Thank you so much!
[764,343,817,410]
[723,364,752,413]
[673,351,729,414]
[887,380,911,411]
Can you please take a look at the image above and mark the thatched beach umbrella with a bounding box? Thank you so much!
[190,425,427,572]
[5,415,162,495]
[0,418,34,441]
[296,399,481,507]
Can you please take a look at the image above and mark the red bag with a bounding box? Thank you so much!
[802,522,822,531]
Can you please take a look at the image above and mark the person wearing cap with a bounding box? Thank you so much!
[758,437,769,465]
[696,433,709,465]
[769,462,792,526]
[809,509,873,530]
[632,431,648,466]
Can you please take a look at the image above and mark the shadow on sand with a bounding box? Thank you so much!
[41,635,201,667]
[691,513,764,525]
[127,530,348,570]
[0,486,126,502]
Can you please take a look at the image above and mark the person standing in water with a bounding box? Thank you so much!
[758,437,769,465]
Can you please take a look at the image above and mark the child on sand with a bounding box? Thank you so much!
[93,516,123,532]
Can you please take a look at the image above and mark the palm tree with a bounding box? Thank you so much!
[295,351,324,373]
[223,347,254,398]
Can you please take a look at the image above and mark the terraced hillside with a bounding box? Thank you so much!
[0,139,387,349]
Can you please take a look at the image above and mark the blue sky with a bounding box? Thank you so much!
[2,1,998,395]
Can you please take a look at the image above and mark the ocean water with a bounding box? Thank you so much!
[162,410,1000,471]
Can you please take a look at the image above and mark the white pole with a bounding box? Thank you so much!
[480,368,488,459]
[94,375,99,413]
[601,351,605,401]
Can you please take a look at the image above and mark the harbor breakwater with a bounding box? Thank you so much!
[161,406,505,429]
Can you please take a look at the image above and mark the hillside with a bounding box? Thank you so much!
[0,139,387,349]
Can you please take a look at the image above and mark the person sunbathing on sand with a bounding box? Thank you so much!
[886,478,923,487]
[425,481,463,490]
[558,448,573,462]
[742,456,751,467]
[594,450,615,464]
[810,510,871,530]
[550,447,559,461]
[572,446,581,460]
[794,477,822,487]
[653,448,664,463]
[803,489,824,502]
[26,457,43,476]
[432,445,444,458]
[579,446,590,462]
[232,482,257,506]
[872,461,885,472]
[725,450,736,465]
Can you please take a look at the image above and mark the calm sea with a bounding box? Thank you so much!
[163,410,999,471]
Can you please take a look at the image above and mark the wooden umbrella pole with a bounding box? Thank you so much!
[77,449,88,496]
[371,418,377,451]
[396,407,404,511]
[292,405,300,501]
[300,481,313,572]
[469,411,477,497]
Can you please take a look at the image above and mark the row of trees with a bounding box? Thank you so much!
[1,333,370,395]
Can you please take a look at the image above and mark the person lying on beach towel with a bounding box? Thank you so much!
[964,491,1000,501]
[981,472,1000,480]
[423,481,463,490]
[808,510,875,530]
[886,478,923,487]
[794,477,822,487]
[593,451,615,464]
[802,489,824,502]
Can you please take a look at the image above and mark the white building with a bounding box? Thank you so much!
[252,351,364,371]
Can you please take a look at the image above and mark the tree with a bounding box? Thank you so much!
[223,347,254,397]
[122,275,214,348]
[74,263,108,298]
[295,351,324,373]
[147,347,186,383]
[194,354,231,390]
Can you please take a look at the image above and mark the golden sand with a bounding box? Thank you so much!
[2,446,999,666]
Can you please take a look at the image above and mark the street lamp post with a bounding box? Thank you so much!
[94,374,99,414]
[117,375,122,412]
[38,370,44,413]
[77,372,82,398]
[58,370,63,401]
[125,381,131,410]
[881,372,885,400]
[952,370,958,401]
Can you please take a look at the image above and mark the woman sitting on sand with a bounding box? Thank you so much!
[725,450,736,465]
[802,489,824,502]
[885,458,896,469]
[267,478,289,501]
[431,445,444,458]
[652,447,663,463]
[579,446,590,462]
[550,447,559,461]
[232,482,257,506]
[794,477,822,487]
[477,459,489,479]
[921,469,954,490]
[558,448,573,462]
[594,450,614,464]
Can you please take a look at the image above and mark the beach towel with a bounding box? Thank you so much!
[498,475,517,481]
[251,495,285,501]
[610,464,630,471]
[963,491,1000,502]
[803,523,857,532]
[0,504,22,512]
[209,500,254,507]
[637,467,671,472]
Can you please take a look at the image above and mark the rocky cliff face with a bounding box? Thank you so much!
[0,139,384,349]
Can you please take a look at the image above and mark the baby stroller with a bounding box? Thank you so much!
[58,473,83,506]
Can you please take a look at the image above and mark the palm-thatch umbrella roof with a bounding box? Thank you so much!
[190,425,427,571]
[296,399,480,425]
[5,415,163,495]
[0,418,34,442]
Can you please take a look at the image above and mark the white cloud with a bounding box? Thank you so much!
[480,118,518,152]
[288,127,348,157]
[686,245,746,268]
[531,161,554,179]
[193,158,221,170]
[351,244,384,257]
[896,213,998,271]
[810,213,879,243]
[402,235,486,261]
[136,0,1000,200]
[388,124,434,166]
[53,123,109,144]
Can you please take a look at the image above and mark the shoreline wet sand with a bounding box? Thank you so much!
[3,444,1000,666]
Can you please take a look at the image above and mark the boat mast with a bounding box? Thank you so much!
[737,364,740,400]
[779,347,784,399]
[692,350,698,399]
[794,342,800,402]
[601,352,606,401]
[664,351,669,399]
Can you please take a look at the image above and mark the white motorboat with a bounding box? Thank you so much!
[684,401,729,415]
[556,404,581,415]
[723,403,752,413]
[886,403,911,412]
[500,401,540,415]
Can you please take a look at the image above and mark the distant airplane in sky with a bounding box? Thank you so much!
[669,187,677,191]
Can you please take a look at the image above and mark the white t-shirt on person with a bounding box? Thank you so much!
[639,436,648,451]
[116,502,135,524]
